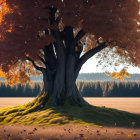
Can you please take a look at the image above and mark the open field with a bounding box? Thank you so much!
[86,98,140,114]
[0,98,34,109]
[0,97,140,139]
[0,97,140,114]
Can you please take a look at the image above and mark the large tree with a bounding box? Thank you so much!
[0,0,140,106]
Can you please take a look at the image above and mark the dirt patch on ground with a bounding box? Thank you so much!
[0,125,139,140]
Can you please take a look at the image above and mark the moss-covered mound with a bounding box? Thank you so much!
[0,93,140,127]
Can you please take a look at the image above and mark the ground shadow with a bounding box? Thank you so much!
[48,104,140,128]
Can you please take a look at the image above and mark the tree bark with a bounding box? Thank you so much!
[28,21,107,106]
[37,50,90,106]
[65,54,88,105]
[40,63,88,106]
[31,42,107,106]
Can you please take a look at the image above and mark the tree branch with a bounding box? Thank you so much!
[49,7,57,25]
[43,44,56,68]
[75,42,83,59]
[9,59,19,69]
[27,57,45,72]
[38,55,46,66]
[62,26,74,51]
[74,42,107,79]
[70,29,86,54]
[53,31,66,60]
[75,30,86,42]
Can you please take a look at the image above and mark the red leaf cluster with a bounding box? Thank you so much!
[0,0,140,72]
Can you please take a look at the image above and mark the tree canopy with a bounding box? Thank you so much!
[0,0,140,85]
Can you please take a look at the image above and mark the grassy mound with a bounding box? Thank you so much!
[0,94,140,127]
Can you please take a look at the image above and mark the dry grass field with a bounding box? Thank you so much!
[0,97,139,114]
[0,98,34,109]
[86,98,140,114]
[0,97,140,140]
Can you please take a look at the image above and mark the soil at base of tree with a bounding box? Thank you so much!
[0,124,139,140]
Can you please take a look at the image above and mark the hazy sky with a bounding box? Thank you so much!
[80,55,140,74]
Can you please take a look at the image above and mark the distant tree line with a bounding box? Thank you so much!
[0,81,140,97]
[77,81,140,97]
[0,82,42,97]
[77,73,140,81]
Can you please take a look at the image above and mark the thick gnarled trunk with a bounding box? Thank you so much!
[40,54,88,106]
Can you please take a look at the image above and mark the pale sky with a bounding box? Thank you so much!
[80,56,140,74]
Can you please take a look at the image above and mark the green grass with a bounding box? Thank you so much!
[0,94,140,127]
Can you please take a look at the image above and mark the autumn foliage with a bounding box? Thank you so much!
[0,0,139,93]
[105,69,130,81]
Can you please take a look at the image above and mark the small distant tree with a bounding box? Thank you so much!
[0,0,140,106]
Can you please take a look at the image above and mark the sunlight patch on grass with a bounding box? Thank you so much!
[0,94,140,127]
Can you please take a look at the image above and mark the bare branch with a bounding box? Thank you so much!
[53,31,66,60]
[70,30,86,52]
[38,55,46,66]
[62,26,74,50]
[43,44,56,67]
[74,42,107,79]
[75,30,86,42]
[27,57,45,72]
[9,59,19,69]
[75,42,83,58]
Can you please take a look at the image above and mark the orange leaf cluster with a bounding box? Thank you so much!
[0,68,31,86]
[0,0,12,24]
[107,69,130,81]
[5,70,31,86]
[0,60,42,86]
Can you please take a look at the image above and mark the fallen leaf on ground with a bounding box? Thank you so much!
[128,134,132,138]
[79,133,84,137]
[83,136,87,139]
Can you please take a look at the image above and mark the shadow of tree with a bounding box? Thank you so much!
[46,104,140,128]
